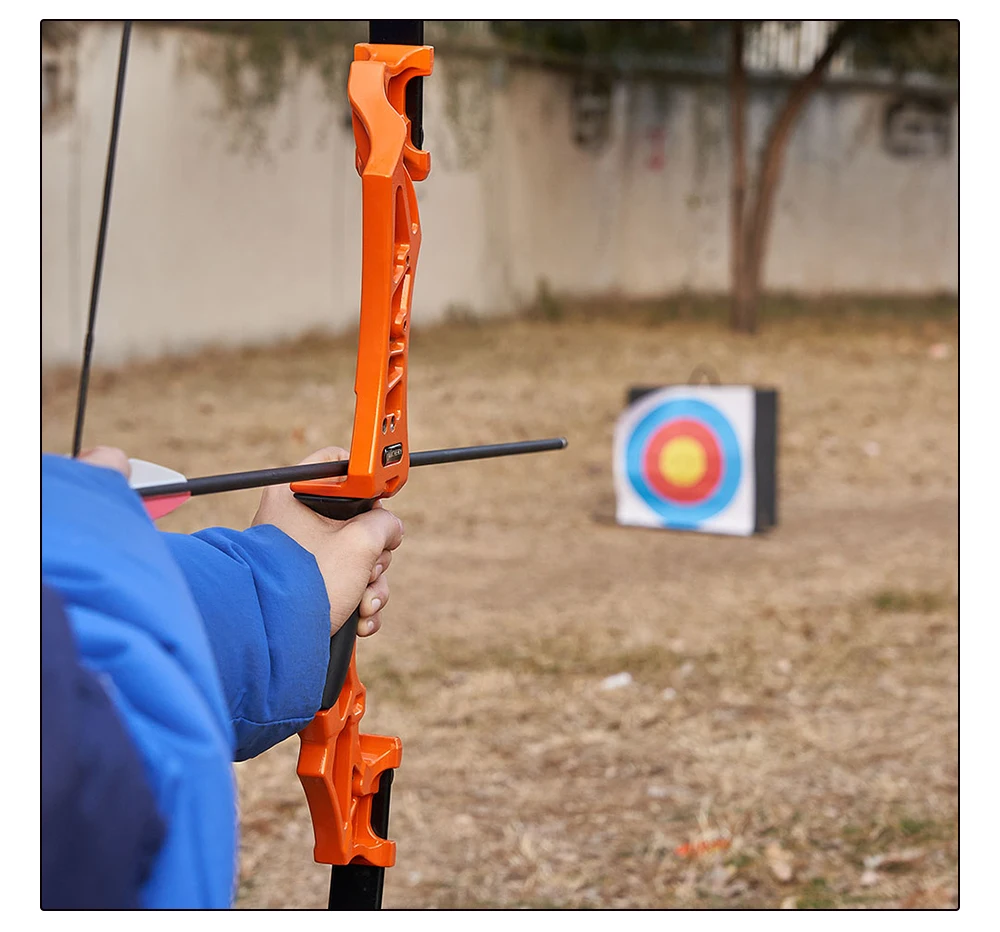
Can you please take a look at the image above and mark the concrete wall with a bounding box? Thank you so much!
[42,24,958,365]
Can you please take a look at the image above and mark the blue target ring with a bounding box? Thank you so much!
[625,398,742,526]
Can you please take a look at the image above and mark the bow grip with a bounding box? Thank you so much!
[295,494,379,706]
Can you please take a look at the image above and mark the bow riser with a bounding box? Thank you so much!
[291,45,433,505]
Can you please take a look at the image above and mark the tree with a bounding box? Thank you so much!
[727,20,957,332]
[728,21,854,333]
[494,20,957,333]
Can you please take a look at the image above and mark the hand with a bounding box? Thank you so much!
[251,446,404,638]
[78,446,131,477]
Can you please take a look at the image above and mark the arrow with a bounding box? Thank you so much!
[131,438,568,517]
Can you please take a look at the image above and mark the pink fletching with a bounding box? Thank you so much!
[143,493,191,520]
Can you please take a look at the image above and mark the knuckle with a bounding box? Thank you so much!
[380,510,404,544]
[366,578,389,605]
[345,520,384,558]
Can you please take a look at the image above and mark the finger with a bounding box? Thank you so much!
[358,611,382,638]
[359,575,389,618]
[78,446,131,478]
[344,508,404,559]
[369,549,392,583]
[256,444,351,516]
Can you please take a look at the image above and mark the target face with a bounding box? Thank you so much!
[614,387,756,536]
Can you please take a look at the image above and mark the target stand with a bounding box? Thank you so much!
[613,384,777,536]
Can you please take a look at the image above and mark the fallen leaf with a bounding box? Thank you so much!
[765,842,795,883]
[725,880,749,898]
[599,672,633,691]
[675,837,731,859]
[860,869,879,887]
[883,847,926,867]
[771,861,794,883]
[864,848,924,872]
[518,831,537,862]
[697,863,736,897]
[780,896,798,909]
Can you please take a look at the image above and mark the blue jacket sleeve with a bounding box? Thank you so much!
[42,454,237,908]
[41,584,166,909]
[161,526,330,761]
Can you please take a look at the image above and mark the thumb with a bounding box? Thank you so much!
[297,445,350,466]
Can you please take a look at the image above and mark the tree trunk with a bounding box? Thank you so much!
[732,21,853,334]
[728,23,748,331]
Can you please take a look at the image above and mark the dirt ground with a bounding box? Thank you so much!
[42,300,958,909]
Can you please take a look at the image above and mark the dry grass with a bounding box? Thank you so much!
[42,299,958,909]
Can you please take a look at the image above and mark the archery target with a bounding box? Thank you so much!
[614,386,756,536]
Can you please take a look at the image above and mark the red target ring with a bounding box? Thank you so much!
[642,418,723,503]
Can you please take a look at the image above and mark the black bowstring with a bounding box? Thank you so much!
[71,21,132,456]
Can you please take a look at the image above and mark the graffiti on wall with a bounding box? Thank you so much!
[625,82,676,173]
[570,72,614,153]
[882,96,952,159]
[643,126,668,172]
[41,45,77,127]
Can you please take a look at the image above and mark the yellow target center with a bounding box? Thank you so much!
[659,437,707,487]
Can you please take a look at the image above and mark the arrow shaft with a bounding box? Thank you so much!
[137,438,567,500]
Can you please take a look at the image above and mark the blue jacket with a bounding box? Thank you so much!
[41,454,331,908]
